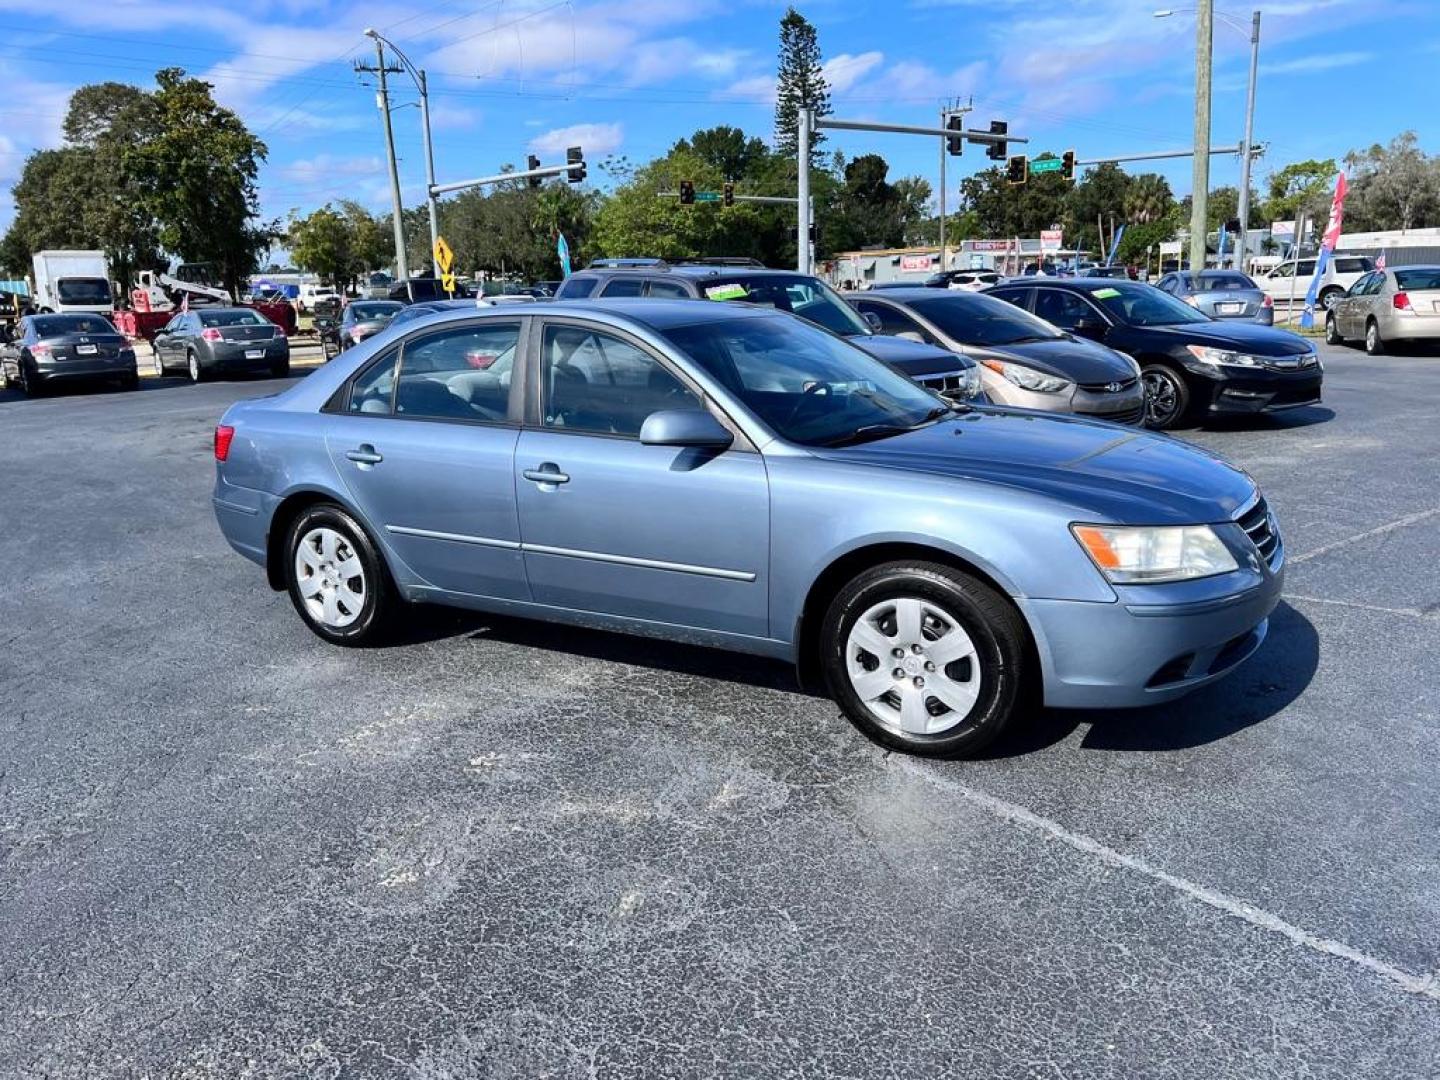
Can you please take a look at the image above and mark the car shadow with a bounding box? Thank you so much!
[1196,405,1336,432]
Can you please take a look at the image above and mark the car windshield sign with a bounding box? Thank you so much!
[659,312,950,447]
[702,275,872,337]
[1089,284,1211,326]
[909,294,1064,346]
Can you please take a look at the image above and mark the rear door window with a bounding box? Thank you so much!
[1033,289,1099,329]
[646,279,690,298]
[598,277,645,298]
[348,349,400,415]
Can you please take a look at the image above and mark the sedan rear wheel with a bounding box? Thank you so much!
[1141,364,1190,430]
[187,349,203,383]
[821,561,1028,757]
[284,504,397,645]
[1365,319,1385,356]
[1324,313,1342,346]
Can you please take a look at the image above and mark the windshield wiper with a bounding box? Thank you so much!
[1001,334,1061,344]
[821,406,954,447]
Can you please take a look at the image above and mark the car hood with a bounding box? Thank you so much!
[1141,320,1311,356]
[812,408,1256,525]
[845,332,974,375]
[966,336,1135,384]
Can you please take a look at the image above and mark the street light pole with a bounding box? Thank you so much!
[364,29,440,275]
[1236,9,1261,270]
[1190,0,1214,274]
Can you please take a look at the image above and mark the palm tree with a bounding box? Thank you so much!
[1124,174,1174,224]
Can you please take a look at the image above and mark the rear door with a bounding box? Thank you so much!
[513,317,770,638]
[324,318,530,600]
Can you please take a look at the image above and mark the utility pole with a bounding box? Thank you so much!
[357,39,410,285]
[797,107,812,273]
[1236,9,1261,270]
[418,70,439,264]
[1190,0,1214,272]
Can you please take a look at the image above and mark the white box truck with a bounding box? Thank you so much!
[31,250,113,314]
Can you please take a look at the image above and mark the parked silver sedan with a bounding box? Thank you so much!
[1155,271,1274,325]
[1326,265,1440,354]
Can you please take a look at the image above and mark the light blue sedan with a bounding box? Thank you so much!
[212,300,1283,757]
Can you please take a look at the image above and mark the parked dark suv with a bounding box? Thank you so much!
[556,259,982,401]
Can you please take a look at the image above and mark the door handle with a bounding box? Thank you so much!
[346,444,383,465]
[523,465,569,485]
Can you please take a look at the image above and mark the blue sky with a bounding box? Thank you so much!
[0,0,1434,236]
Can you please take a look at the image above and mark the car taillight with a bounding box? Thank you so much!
[31,343,51,356]
[273,325,287,338]
[1394,292,1411,311]
[214,424,235,462]
[201,328,223,341]
[1261,294,1273,308]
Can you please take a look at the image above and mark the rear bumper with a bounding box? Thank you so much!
[1378,314,1440,341]
[1022,556,1284,709]
[33,357,135,381]
[204,340,289,372]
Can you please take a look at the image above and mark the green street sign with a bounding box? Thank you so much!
[694,191,722,202]
[1030,158,1063,174]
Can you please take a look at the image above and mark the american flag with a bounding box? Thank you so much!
[1376,250,1387,271]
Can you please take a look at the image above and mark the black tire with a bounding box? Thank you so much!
[187,349,205,383]
[271,360,291,379]
[119,370,139,391]
[1324,313,1343,346]
[1141,362,1191,430]
[1364,318,1385,356]
[19,360,44,397]
[1319,287,1343,311]
[819,561,1029,758]
[283,503,399,646]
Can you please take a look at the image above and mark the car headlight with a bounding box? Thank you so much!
[1185,344,1262,368]
[980,358,1071,394]
[1071,523,1239,584]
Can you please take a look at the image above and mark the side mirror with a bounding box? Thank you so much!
[639,409,734,450]
[861,311,883,332]
[1072,318,1108,342]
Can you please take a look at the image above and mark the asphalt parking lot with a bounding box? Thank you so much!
[2,343,1437,1078]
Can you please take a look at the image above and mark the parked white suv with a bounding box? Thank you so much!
[1257,253,1375,310]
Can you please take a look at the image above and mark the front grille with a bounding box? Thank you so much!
[1089,401,1145,426]
[1077,376,1138,393]
[917,370,972,400]
[1236,495,1280,565]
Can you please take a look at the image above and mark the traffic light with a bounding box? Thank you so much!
[793,223,818,242]
[1006,155,1028,186]
[566,146,585,184]
[986,119,1008,161]
[526,154,542,189]
[1061,149,1076,181]
[679,179,695,205]
[946,114,964,156]
[723,181,735,207]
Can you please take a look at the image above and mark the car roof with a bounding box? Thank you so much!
[379,297,780,334]
[576,264,815,280]
[848,287,968,302]
[994,278,1145,295]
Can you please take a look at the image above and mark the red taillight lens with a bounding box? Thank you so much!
[201,327,223,341]
[214,424,235,462]
[1394,291,1411,311]
[273,325,287,338]
[31,343,51,356]
[1261,294,1273,308]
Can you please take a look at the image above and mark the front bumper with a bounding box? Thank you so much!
[1021,544,1284,709]
[982,379,1145,425]
[1186,361,1323,415]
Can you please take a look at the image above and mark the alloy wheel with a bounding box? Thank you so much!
[845,597,981,737]
[153,349,165,377]
[188,352,200,382]
[1143,370,1180,427]
[1366,322,1381,355]
[294,527,366,629]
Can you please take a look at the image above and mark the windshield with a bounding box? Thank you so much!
[200,310,267,327]
[351,302,402,321]
[56,278,112,305]
[659,313,949,447]
[1395,268,1440,290]
[701,274,871,336]
[909,293,1065,346]
[1088,284,1211,326]
[1191,272,1256,291]
[33,314,115,336]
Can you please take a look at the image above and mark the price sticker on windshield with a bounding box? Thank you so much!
[1094,287,1121,299]
[705,284,749,301]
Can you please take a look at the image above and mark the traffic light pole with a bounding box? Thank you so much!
[430,160,583,197]
[797,108,812,273]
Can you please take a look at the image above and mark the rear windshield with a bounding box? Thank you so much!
[200,310,267,328]
[1394,268,1440,291]
[350,302,402,321]
[33,314,116,336]
[55,278,112,304]
[555,276,599,299]
[1193,272,1256,291]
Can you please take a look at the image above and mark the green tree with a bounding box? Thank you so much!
[1122,173,1175,225]
[135,68,273,295]
[774,7,831,164]
[1263,158,1336,224]
[288,206,353,286]
[338,200,392,280]
[958,155,1071,241]
[1344,131,1439,232]
[1066,163,1133,254]
[672,126,773,180]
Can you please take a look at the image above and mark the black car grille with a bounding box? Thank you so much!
[918,370,972,400]
[1095,401,1145,426]
[1077,376,1139,393]
[1237,496,1280,566]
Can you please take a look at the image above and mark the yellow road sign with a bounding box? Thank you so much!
[433,236,454,274]
[441,271,457,295]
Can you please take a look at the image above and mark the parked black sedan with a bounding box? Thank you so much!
[152,307,290,383]
[322,300,404,360]
[0,313,138,395]
[986,278,1321,429]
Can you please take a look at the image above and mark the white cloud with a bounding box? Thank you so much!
[823,52,885,94]
[1260,51,1374,75]
[720,74,778,102]
[528,122,623,157]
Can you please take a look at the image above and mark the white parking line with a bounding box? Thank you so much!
[1289,507,1440,564]
[1286,595,1439,621]
[892,757,1440,1003]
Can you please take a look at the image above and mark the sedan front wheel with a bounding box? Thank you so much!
[821,561,1028,758]
[1141,364,1190,430]
[284,504,398,645]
